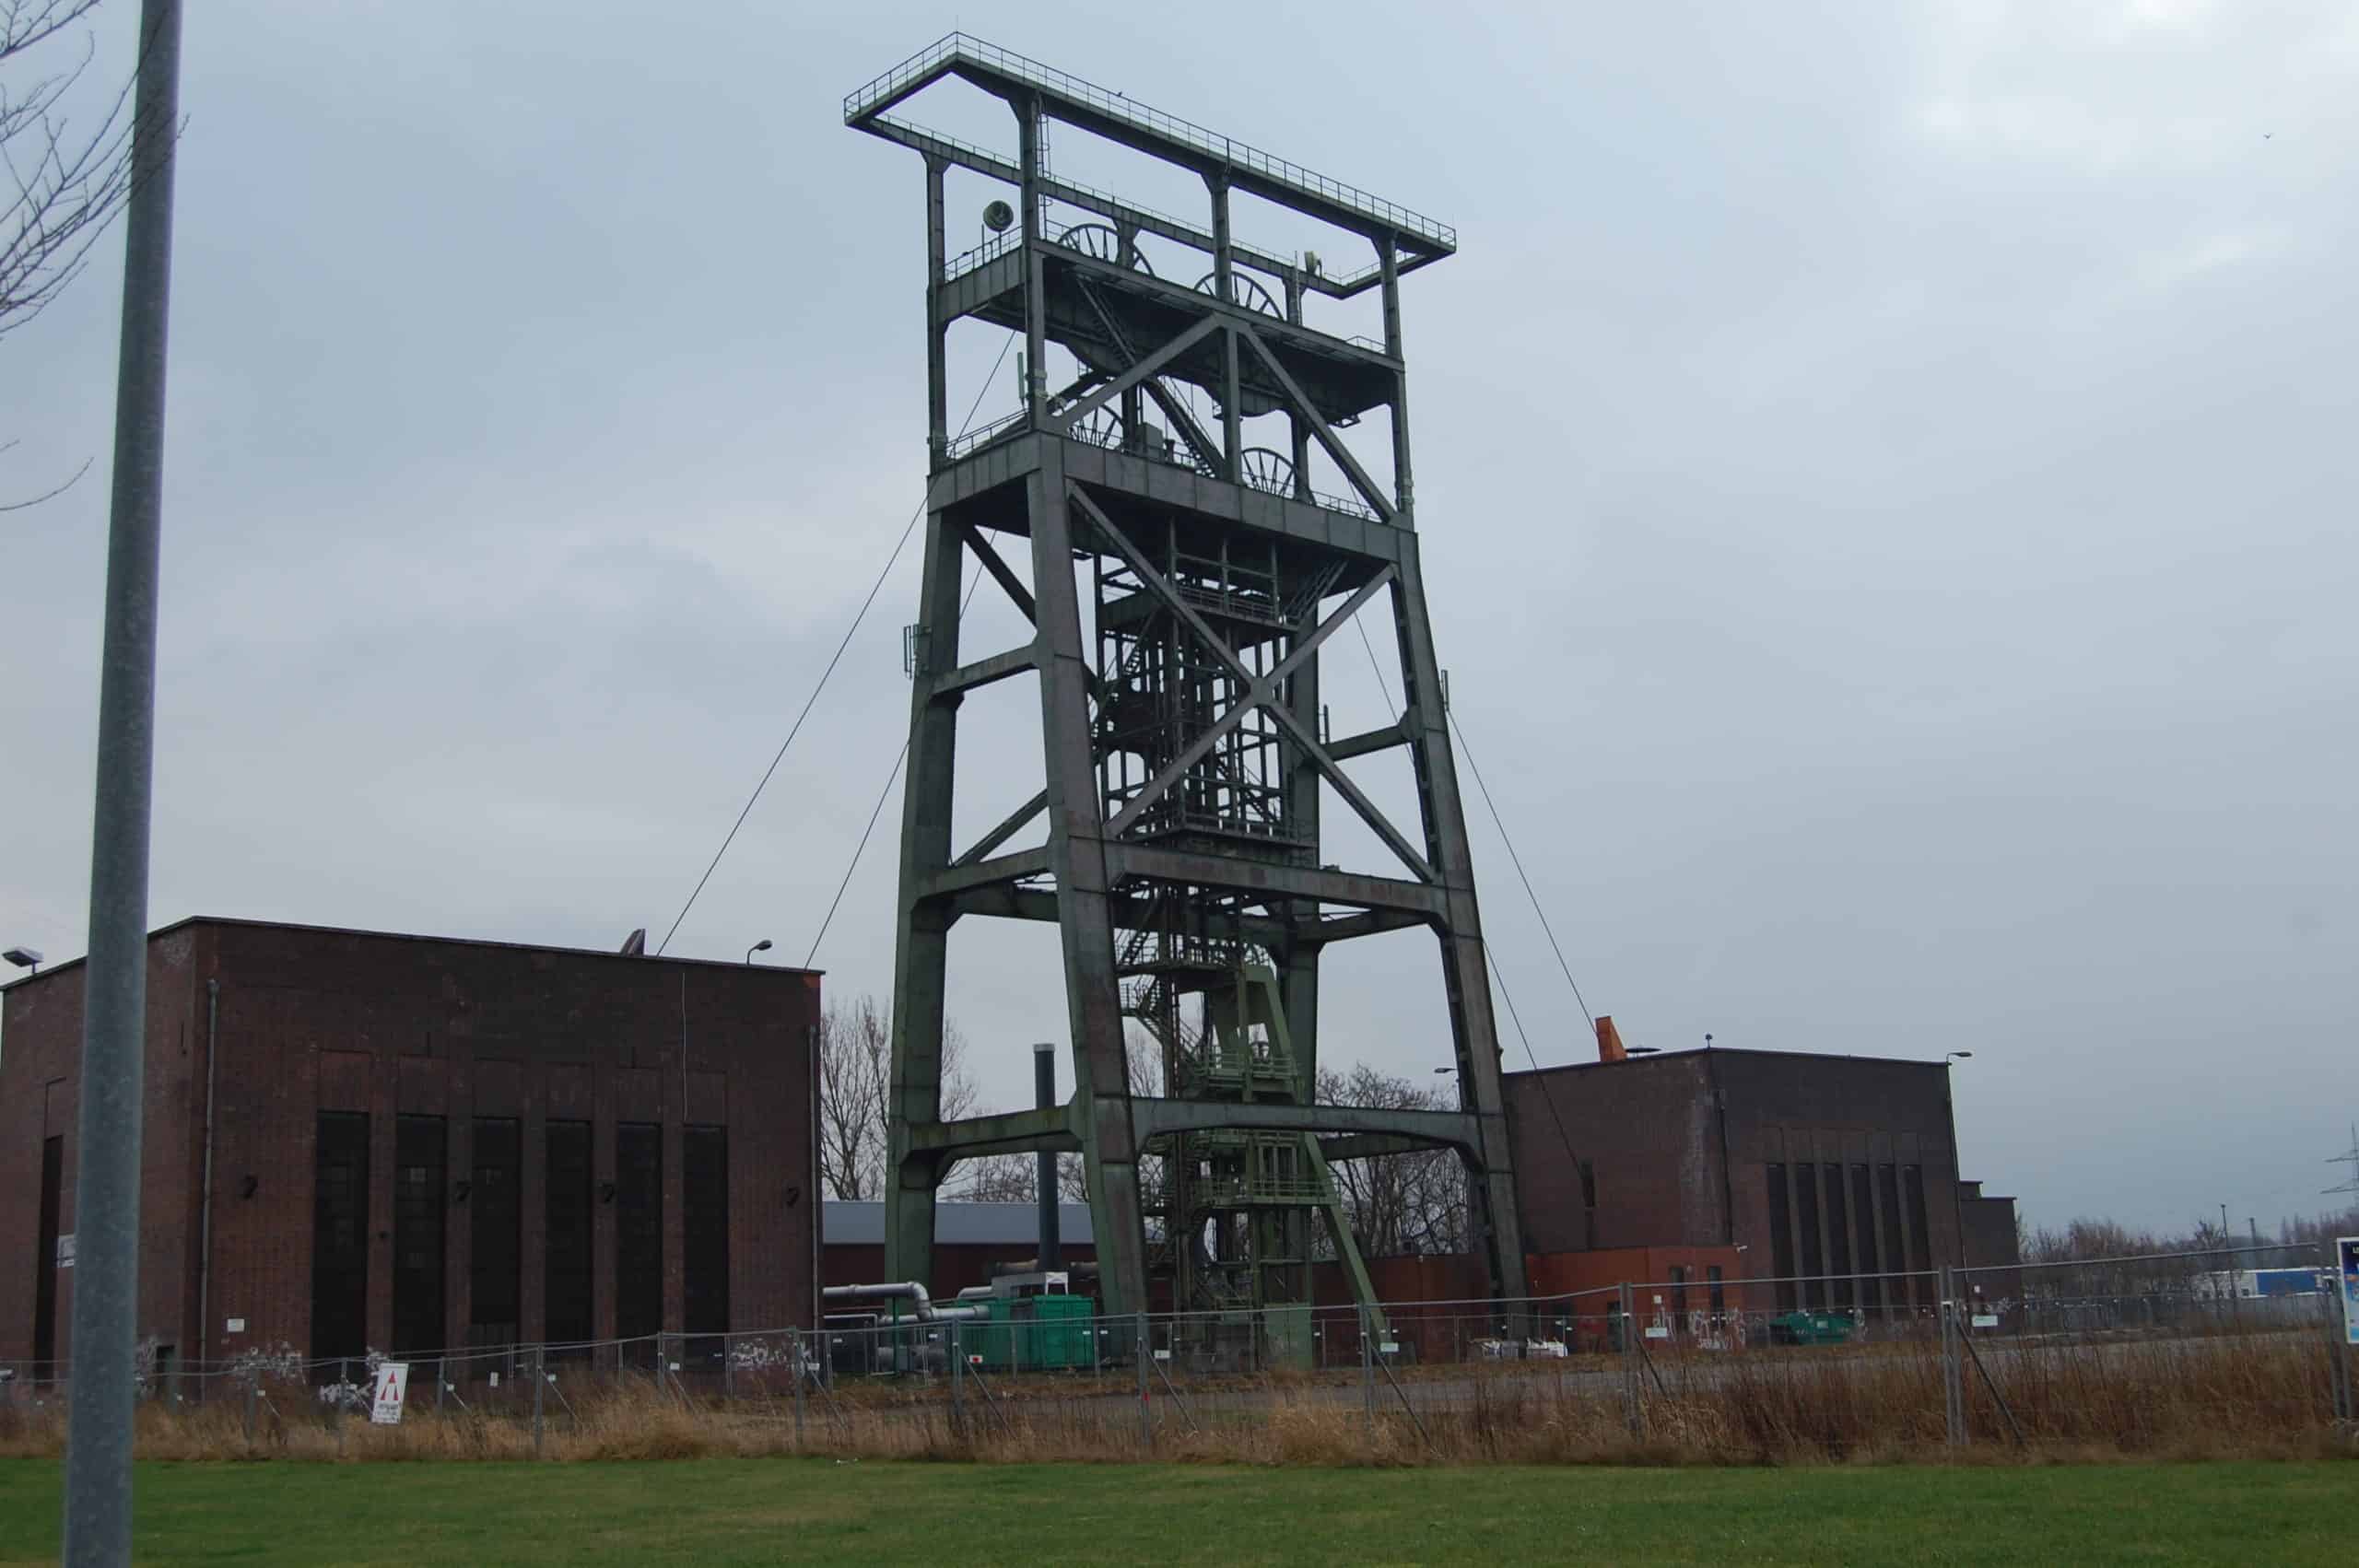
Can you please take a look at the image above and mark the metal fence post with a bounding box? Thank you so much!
[1619,1281,1642,1438]
[950,1320,965,1438]
[2327,1242,2353,1426]
[1358,1303,1375,1433]
[792,1330,806,1448]
[1135,1315,1151,1450]
[1939,1265,1966,1447]
[242,1377,255,1444]
[532,1344,546,1457]
[722,1333,734,1404]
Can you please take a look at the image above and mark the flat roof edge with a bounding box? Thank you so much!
[2,915,822,994]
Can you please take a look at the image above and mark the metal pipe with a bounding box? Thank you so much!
[1034,1042,1060,1272]
[67,3,182,1561]
[820,1281,986,1322]
[807,1022,822,1335]
[195,980,218,1370]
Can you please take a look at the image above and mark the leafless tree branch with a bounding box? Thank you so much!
[1,3,165,509]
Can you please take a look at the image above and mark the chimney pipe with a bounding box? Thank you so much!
[1596,1015,1627,1063]
[1034,1043,1061,1270]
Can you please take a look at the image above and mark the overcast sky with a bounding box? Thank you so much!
[3,1,2353,1235]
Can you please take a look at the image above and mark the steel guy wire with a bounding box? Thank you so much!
[657,333,1017,955]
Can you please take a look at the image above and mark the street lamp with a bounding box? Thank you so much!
[1625,1046,1661,1056]
[1945,1051,1973,1062]
[745,939,772,965]
[3,947,41,975]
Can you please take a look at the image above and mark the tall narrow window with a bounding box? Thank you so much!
[1825,1165,1856,1313]
[392,1116,446,1355]
[1904,1164,1934,1281]
[1579,1160,1598,1250]
[683,1126,730,1358]
[1707,1264,1725,1317]
[1668,1263,1688,1318]
[616,1123,663,1344]
[1849,1164,1878,1311]
[33,1135,62,1378]
[545,1120,594,1348]
[469,1117,522,1349]
[311,1112,370,1364]
[1795,1162,1825,1309]
[1766,1164,1796,1310]
[1876,1164,1909,1310]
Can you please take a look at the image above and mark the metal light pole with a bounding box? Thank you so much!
[65,2,182,1562]
[744,939,771,965]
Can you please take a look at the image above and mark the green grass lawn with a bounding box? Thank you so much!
[0,1458,2344,1565]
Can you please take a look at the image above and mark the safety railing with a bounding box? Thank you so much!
[844,33,1455,254]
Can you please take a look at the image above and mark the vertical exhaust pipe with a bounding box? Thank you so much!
[1035,1042,1061,1272]
[1596,1015,1627,1063]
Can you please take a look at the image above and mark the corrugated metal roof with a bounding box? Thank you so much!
[824,1200,1095,1247]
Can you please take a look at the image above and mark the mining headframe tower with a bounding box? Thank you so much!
[846,34,1530,1349]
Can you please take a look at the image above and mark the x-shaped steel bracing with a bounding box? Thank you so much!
[1069,485,1434,883]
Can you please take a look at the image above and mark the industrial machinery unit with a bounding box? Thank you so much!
[847,35,1531,1352]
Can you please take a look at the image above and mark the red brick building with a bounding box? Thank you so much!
[0,919,820,1376]
[1506,1045,2019,1314]
[820,1200,1097,1297]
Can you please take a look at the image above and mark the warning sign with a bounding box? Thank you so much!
[369,1363,410,1425]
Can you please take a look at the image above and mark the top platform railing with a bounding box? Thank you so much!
[845,33,1456,255]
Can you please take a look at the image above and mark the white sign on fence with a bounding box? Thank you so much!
[369,1363,410,1425]
[1971,1314,2000,1329]
[55,1234,74,1270]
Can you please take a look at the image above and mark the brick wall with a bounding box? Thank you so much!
[0,919,820,1368]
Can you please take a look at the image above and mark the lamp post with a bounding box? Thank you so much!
[66,2,183,1560]
[745,939,772,965]
[3,947,41,976]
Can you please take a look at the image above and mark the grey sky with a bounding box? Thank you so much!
[3,1,2353,1235]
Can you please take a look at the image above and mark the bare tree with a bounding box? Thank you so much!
[1317,1062,1468,1258]
[2,1,135,329]
[2,2,142,505]
[812,993,978,1200]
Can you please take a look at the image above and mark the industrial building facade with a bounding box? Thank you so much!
[1506,1046,2018,1312]
[0,919,820,1375]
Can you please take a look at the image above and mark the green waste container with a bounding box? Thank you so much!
[1767,1311,1854,1346]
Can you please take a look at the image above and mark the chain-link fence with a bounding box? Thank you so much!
[3,1242,2349,1461]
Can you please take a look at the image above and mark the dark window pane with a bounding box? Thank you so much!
[393,1116,446,1355]
[1766,1164,1795,1311]
[1877,1164,1909,1311]
[311,1112,370,1364]
[616,1123,663,1343]
[1825,1164,1855,1311]
[470,1117,522,1348]
[1707,1265,1725,1317]
[545,1120,594,1347]
[1850,1164,1878,1312]
[1905,1164,1933,1280]
[683,1126,729,1353]
[1795,1163,1825,1309]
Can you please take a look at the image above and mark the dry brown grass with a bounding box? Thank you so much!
[0,1332,2347,1469]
